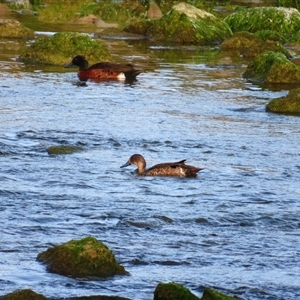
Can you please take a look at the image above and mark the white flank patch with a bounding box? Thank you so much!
[117,72,126,80]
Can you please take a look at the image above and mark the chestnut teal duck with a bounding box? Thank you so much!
[65,55,142,81]
[120,154,203,177]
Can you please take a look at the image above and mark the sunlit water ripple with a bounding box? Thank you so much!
[0,46,300,300]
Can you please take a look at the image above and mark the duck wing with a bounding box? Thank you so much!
[146,160,202,177]
[144,160,186,176]
[88,62,141,78]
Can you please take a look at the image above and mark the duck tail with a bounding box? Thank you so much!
[186,166,203,177]
[125,70,142,79]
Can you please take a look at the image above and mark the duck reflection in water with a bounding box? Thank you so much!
[120,154,202,177]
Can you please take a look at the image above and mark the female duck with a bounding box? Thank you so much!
[120,154,202,178]
[65,55,142,81]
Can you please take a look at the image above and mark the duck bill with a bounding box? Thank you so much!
[120,161,131,168]
[64,62,75,68]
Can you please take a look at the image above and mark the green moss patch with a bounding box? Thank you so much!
[243,51,300,84]
[224,7,300,42]
[0,289,47,300]
[154,282,199,300]
[266,88,300,115]
[21,32,112,65]
[47,145,83,155]
[221,31,290,58]
[37,236,127,278]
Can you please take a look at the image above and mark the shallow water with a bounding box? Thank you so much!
[1,29,300,300]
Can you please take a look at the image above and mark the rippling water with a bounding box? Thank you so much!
[1,35,300,300]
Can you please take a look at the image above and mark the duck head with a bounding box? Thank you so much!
[64,55,88,70]
[120,154,146,175]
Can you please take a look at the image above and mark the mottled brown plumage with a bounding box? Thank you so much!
[65,55,142,81]
[120,154,202,177]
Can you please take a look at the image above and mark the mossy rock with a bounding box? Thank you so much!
[266,88,300,115]
[221,31,290,58]
[224,7,300,42]
[243,51,300,83]
[153,282,199,300]
[37,236,127,278]
[123,19,153,36]
[20,32,112,65]
[127,3,232,44]
[47,145,83,155]
[0,289,47,300]
[201,288,238,300]
[0,19,34,38]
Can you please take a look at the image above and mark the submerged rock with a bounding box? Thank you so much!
[221,31,290,58]
[153,282,199,300]
[0,289,47,300]
[0,18,34,38]
[125,2,232,44]
[243,51,300,83]
[47,145,83,155]
[224,7,300,42]
[37,236,127,279]
[266,88,300,115]
[20,32,112,65]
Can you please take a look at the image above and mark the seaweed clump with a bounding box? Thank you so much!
[47,145,83,155]
[224,7,300,42]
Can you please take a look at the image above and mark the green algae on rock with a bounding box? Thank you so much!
[201,288,238,300]
[221,31,291,58]
[0,19,34,38]
[266,88,300,115]
[20,32,112,65]
[224,7,300,42]
[243,51,300,84]
[153,282,199,300]
[126,2,232,44]
[47,145,83,155]
[0,289,47,300]
[37,236,127,278]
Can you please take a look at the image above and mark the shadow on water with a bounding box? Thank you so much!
[1,12,300,300]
